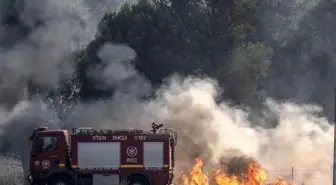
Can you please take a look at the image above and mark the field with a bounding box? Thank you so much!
[0,157,327,185]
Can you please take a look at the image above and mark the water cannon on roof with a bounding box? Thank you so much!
[151,122,163,134]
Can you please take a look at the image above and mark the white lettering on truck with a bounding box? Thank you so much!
[126,158,138,163]
[92,136,106,140]
[112,136,127,140]
[134,135,147,140]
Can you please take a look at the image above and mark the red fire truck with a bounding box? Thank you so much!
[27,123,177,185]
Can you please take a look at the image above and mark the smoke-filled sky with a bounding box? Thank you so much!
[0,0,334,184]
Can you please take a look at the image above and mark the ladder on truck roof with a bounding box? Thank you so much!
[71,122,177,141]
[72,127,144,135]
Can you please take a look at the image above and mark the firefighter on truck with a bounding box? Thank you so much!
[27,122,177,185]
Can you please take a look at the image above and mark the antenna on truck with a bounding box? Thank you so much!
[151,122,163,134]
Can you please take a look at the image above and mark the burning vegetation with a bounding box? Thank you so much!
[181,157,294,185]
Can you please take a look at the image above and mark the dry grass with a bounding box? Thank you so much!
[0,164,24,185]
[0,175,23,185]
[0,175,131,185]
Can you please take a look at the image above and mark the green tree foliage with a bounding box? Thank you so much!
[78,0,273,105]
[228,42,273,103]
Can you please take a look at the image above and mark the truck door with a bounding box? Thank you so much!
[30,136,60,172]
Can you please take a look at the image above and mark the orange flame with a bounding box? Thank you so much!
[182,157,210,185]
[182,157,294,185]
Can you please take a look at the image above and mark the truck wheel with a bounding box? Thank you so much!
[47,175,73,185]
[127,175,150,185]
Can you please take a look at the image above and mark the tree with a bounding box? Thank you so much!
[264,0,335,120]
[77,0,273,106]
[227,42,273,104]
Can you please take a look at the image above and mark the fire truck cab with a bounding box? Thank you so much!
[27,123,177,185]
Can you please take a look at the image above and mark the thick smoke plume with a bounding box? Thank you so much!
[148,79,333,184]
[0,0,333,185]
[260,0,335,120]
[0,0,130,179]
[1,75,333,185]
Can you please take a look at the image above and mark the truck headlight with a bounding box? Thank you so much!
[27,175,33,184]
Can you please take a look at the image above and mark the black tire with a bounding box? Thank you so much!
[47,175,73,185]
[127,175,150,185]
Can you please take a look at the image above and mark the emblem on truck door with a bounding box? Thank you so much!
[41,160,50,169]
[126,146,137,157]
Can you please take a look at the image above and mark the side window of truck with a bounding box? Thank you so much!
[37,137,57,152]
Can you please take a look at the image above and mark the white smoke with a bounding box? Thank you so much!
[0,52,333,185]
[142,77,333,184]
[70,73,334,184]
[2,75,332,185]
[1,32,333,185]
[0,0,133,180]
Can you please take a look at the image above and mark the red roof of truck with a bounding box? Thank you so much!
[37,129,68,135]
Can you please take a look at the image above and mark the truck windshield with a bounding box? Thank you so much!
[36,136,57,152]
